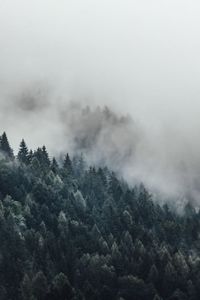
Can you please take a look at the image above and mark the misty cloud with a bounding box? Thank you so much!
[60,105,139,166]
[58,105,200,210]
[16,85,50,113]
[0,0,200,208]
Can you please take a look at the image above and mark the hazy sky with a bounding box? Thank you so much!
[1,0,200,207]
[1,0,200,117]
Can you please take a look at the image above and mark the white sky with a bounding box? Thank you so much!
[0,0,200,119]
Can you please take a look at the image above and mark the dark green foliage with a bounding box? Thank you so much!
[63,153,73,176]
[18,139,29,164]
[33,146,50,169]
[0,132,14,159]
[0,134,199,299]
[32,271,48,300]
[51,157,59,174]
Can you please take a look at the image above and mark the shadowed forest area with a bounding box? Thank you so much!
[0,132,200,300]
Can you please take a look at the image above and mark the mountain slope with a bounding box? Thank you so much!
[0,133,199,300]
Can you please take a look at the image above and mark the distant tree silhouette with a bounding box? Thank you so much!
[18,139,29,164]
[0,132,14,159]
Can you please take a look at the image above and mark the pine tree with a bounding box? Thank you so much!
[0,132,14,159]
[51,157,59,173]
[63,153,73,175]
[148,264,159,284]
[52,273,74,299]
[33,146,50,169]
[42,145,50,167]
[28,149,33,162]
[21,274,32,300]
[18,139,29,164]
[32,271,47,300]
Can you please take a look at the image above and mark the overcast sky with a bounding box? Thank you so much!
[1,0,200,117]
[0,0,200,206]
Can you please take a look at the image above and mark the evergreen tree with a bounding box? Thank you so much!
[52,273,74,299]
[33,146,50,169]
[0,132,14,159]
[32,271,47,300]
[51,157,59,174]
[148,264,159,285]
[18,139,29,164]
[28,149,33,162]
[63,153,73,175]
[21,274,32,300]
[41,145,50,167]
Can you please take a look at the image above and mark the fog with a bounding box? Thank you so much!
[1,0,200,207]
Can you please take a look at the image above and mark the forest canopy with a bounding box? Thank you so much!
[0,132,199,300]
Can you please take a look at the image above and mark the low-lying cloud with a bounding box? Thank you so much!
[1,0,200,208]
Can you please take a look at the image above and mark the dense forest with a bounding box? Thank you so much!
[0,132,200,300]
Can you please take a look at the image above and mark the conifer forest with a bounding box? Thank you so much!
[0,132,200,300]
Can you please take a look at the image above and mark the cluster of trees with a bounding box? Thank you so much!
[0,132,200,300]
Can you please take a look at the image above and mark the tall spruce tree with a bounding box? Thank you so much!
[63,153,73,175]
[41,145,50,167]
[51,157,59,173]
[0,132,14,159]
[33,146,50,169]
[17,139,29,164]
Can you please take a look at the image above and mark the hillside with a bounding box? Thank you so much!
[0,133,199,300]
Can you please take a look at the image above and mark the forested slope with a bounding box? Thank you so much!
[0,132,200,300]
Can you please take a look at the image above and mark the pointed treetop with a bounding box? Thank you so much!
[63,153,73,174]
[33,146,50,168]
[18,139,29,164]
[0,132,14,159]
[51,157,59,173]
